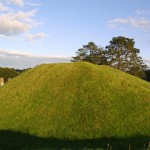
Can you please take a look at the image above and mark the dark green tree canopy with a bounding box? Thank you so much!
[144,69,150,82]
[72,36,147,79]
[106,36,147,78]
[72,42,107,65]
[0,67,19,82]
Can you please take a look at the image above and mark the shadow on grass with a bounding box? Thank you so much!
[0,130,149,150]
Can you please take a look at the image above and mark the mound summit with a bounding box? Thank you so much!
[0,62,149,139]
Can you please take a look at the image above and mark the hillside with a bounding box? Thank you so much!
[0,62,150,149]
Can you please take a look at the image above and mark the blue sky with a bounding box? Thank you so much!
[0,0,150,68]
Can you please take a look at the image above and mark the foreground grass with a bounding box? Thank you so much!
[0,62,149,149]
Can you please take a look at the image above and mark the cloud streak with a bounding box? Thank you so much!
[144,59,150,68]
[0,50,71,69]
[9,0,24,7]
[0,49,149,69]
[134,10,150,15]
[25,33,48,41]
[144,59,150,64]
[0,2,10,11]
[108,17,150,30]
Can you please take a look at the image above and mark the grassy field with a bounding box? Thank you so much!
[0,62,150,149]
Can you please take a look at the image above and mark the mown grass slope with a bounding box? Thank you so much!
[0,62,149,140]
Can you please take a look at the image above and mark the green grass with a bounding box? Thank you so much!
[0,62,150,149]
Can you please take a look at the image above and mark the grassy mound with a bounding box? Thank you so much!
[0,62,149,140]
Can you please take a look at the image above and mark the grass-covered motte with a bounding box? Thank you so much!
[0,62,150,149]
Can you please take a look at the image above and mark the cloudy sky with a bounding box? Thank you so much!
[0,0,150,69]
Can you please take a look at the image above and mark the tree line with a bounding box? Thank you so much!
[0,67,18,82]
[0,68,30,83]
[72,36,149,80]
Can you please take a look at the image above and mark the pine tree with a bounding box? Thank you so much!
[106,36,147,78]
[72,42,107,65]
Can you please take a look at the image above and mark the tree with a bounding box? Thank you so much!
[106,36,147,78]
[72,37,147,79]
[15,68,31,74]
[144,69,150,82]
[72,42,107,65]
[0,67,19,82]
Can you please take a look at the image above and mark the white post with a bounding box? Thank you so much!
[2,78,4,85]
[0,78,4,86]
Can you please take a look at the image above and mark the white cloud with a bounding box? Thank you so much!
[0,10,37,36]
[108,17,150,30]
[25,33,47,41]
[27,2,41,6]
[0,2,10,11]
[134,10,150,15]
[0,1,45,39]
[0,49,71,69]
[144,59,150,64]
[147,40,150,45]
[0,1,45,40]
[9,0,24,7]
[144,59,150,68]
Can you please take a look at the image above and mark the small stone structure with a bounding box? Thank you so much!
[0,78,4,86]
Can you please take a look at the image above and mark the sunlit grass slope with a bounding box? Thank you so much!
[0,62,149,139]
